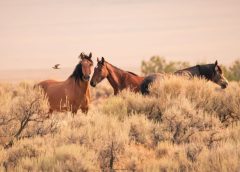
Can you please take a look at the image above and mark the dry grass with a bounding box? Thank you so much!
[0,76,240,172]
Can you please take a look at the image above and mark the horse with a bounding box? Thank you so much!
[37,52,93,114]
[90,57,145,95]
[140,60,229,95]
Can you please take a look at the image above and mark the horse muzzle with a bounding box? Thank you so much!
[83,75,90,81]
[90,81,96,87]
[221,83,228,89]
[220,81,228,89]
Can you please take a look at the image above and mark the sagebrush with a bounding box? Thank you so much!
[0,77,240,172]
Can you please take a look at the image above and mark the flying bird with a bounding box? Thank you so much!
[52,64,60,69]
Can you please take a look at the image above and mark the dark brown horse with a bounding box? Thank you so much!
[90,57,144,95]
[141,60,229,95]
[38,52,93,113]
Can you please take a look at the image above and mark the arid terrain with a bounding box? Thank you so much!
[1,0,240,171]
[0,75,240,172]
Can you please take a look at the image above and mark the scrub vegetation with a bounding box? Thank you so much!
[0,76,240,171]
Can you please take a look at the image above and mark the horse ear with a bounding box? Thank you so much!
[214,60,219,71]
[79,52,84,59]
[97,57,100,63]
[89,52,92,58]
[101,57,105,65]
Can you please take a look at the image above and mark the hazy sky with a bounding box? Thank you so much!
[0,0,240,70]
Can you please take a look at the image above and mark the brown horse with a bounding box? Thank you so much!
[38,52,93,113]
[90,57,144,95]
[141,60,229,94]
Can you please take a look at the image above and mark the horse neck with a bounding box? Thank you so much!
[181,66,201,76]
[106,63,124,90]
[197,64,214,80]
[106,63,144,92]
[66,77,89,94]
[181,65,213,80]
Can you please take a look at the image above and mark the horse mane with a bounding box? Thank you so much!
[69,63,83,82]
[105,61,139,76]
[197,64,215,80]
[127,71,138,76]
[175,64,215,80]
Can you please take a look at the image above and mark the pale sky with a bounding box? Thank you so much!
[0,0,240,70]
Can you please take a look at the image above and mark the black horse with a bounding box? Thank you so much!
[140,60,229,95]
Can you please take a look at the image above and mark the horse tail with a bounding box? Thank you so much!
[140,74,156,95]
[140,73,164,95]
[140,78,152,95]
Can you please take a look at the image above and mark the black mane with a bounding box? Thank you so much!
[197,64,215,80]
[69,63,83,82]
[177,63,215,80]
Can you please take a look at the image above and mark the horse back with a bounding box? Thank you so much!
[37,80,60,92]
[125,73,145,92]
[174,70,193,78]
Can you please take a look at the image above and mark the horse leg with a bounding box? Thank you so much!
[81,107,88,114]
[80,97,90,114]
[71,109,78,117]
[49,109,53,114]
[45,109,53,118]
[114,89,119,95]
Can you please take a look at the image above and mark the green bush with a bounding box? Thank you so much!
[141,56,189,75]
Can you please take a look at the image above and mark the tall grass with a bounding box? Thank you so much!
[0,76,240,171]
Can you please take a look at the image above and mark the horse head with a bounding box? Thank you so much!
[71,52,93,82]
[211,60,228,89]
[79,52,93,81]
[90,57,108,87]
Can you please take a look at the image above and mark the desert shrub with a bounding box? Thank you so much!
[55,112,130,171]
[223,59,240,81]
[100,75,240,126]
[99,76,240,147]
[4,141,41,169]
[144,134,240,172]
[0,147,6,171]
[2,137,48,171]
[101,96,128,120]
[127,115,165,147]
[128,115,153,145]
[90,80,113,105]
[81,114,128,171]
[3,140,98,172]
[1,77,240,171]
[0,82,58,148]
[150,75,240,125]
[36,144,97,172]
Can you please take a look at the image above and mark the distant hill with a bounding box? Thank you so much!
[0,68,72,82]
[0,66,140,82]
